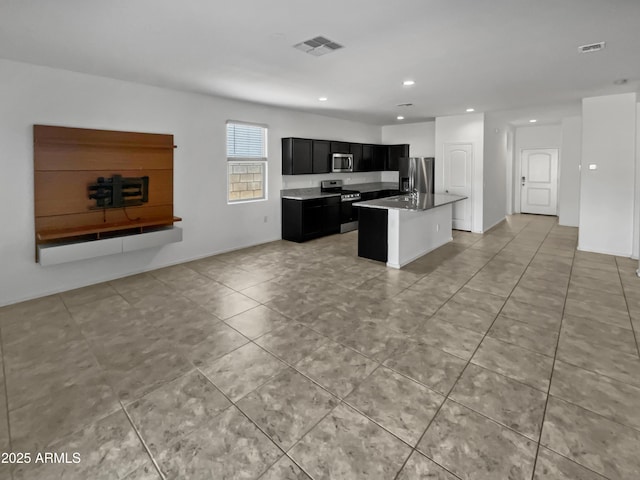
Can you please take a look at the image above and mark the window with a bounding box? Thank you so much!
[226,121,267,203]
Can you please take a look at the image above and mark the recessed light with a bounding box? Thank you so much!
[529,119,537,123]
[318,97,328,102]
[402,80,415,86]
[397,116,405,120]
[466,108,475,112]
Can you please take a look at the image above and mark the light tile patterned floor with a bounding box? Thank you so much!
[1,214,640,479]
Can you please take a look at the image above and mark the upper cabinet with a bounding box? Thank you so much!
[282,138,331,175]
[330,141,350,154]
[387,144,410,171]
[282,137,409,175]
[312,140,331,174]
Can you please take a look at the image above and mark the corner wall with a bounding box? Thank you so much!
[0,59,381,306]
[579,93,637,257]
[483,115,511,231]
[559,117,582,227]
[435,114,485,233]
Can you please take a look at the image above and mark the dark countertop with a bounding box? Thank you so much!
[281,182,398,200]
[353,193,467,211]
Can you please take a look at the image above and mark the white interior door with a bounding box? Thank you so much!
[520,149,558,215]
[443,143,472,231]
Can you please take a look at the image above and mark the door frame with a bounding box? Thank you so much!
[443,142,474,232]
[515,147,560,215]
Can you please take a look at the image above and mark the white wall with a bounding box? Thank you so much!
[559,117,582,227]
[381,121,436,156]
[282,171,381,189]
[435,114,485,233]
[483,115,511,231]
[579,93,637,257]
[0,59,381,306]
[513,125,562,213]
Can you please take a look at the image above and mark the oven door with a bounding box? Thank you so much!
[340,199,359,232]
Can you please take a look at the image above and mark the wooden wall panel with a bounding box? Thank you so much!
[35,206,175,232]
[34,125,178,250]
[34,145,173,171]
[35,170,173,217]
[34,125,173,148]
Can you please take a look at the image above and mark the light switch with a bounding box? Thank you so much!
[588,164,597,170]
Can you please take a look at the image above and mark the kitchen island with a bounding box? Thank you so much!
[354,193,466,268]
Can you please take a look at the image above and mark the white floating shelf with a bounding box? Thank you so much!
[38,226,182,266]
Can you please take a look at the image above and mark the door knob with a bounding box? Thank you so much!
[445,189,449,193]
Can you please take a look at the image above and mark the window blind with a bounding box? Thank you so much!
[226,122,266,160]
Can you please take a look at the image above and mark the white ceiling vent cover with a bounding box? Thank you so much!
[294,36,343,56]
[578,42,606,53]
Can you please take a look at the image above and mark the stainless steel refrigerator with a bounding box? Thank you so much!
[399,157,435,194]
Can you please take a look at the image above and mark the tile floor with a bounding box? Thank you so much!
[0,214,639,479]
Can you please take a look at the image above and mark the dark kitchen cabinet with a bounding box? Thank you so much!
[360,191,379,201]
[282,137,410,175]
[282,138,312,175]
[323,196,341,234]
[372,145,387,171]
[386,144,410,171]
[358,207,388,263]
[379,189,400,198]
[350,143,363,171]
[330,141,350,154]
[359,144,374,172]
[282,196,340,243]
[312,140,331,174]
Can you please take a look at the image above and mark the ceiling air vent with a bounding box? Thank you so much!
[294,36,343,56]
[397,103,414,107]
[578,42,605,53]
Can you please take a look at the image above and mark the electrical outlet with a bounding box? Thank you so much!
[264,216,268,223]
[436,224,440,232]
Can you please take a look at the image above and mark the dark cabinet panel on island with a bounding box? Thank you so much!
[358,207,388,262]
[386,144,410,171]
[312,140,331,174]
[330,141,350,154]
[282,196,340,242]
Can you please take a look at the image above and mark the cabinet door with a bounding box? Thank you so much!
[361,144,374,172]
[312,140,331,174]
[386,144,409,171]
[302,199,324,239]
[330,141,350,154]
[372,145,387,171]
[323,196,341,234]
[282,138,313,175]
[350,143,363,171]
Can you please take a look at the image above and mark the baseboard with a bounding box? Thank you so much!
[576,245,632,258]
[1,235,282,307]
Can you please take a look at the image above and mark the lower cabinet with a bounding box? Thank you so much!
[282,196,340,242]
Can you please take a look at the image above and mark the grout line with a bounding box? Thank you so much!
[615,257,640,358]
[397,216,562,480]
[120,402,166,480]
[392,217,554,479]
[529,229,575,480]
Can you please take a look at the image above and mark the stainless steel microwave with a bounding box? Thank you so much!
[332,153,353,173]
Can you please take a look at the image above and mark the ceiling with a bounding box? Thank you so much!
[1,0,639,125]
